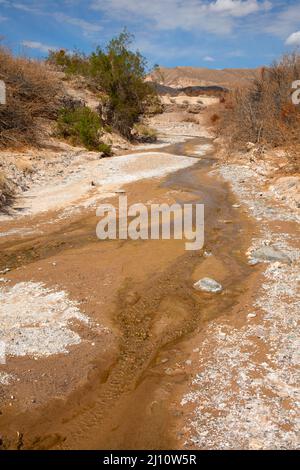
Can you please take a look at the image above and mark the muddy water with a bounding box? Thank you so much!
[0,137,257,449]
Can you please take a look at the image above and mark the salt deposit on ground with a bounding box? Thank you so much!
[2,152,198,220]
[218,165,300,223]
[181,242,300,449]
[0,281,91,357]
[0,372,15,385]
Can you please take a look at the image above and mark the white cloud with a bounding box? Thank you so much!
[203,55,215,62]
[21,40,58,53]
[266,4,300,38]
[53,13,102,34]
[12,3,40,13]
[286,31,300,46]
[91,0,270,35]
[210,0,271,18]
[4,2,102,36]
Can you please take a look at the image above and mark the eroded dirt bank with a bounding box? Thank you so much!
[0,109,298,450]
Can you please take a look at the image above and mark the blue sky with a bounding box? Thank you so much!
[0,0,299,69]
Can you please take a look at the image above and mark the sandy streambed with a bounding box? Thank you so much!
[0,110,298,450]
[0,129,258,450]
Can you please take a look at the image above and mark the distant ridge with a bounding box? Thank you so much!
[149,66,259,89]
[149,82,227,96]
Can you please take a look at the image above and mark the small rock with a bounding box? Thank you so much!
[250,246,291,264]
[187,104,205,114]
[193,277,223,293]
[232,204,241,208]
[115,189,126,194]
[185,360,192,366]
[248,258,259,266]
[255,326,265,338]
[161,358,168,364]
[247,313,257,319]
[219,332,226,340]
[193,348,200,353]
[0,268,10,274]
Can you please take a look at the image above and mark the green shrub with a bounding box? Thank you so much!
[98,142,112,157]
[48,49,89,77]
[132,123,157,141]
[49,31,158,140]
[89,31,157,139]
[0,171,14,210]
[57,106,107,151]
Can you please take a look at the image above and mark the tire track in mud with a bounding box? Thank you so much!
[32,252,242,449]
[57,262,199,448]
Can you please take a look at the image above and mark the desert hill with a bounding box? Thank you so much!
[150,66,259,89]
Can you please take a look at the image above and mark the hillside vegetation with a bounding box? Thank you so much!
[215,53,300,171]
[0,31,159,150]
[0,46,61,148]
[49,31,160,140]
[0,32,160,209]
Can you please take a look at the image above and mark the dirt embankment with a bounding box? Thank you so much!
[0,78,130,213]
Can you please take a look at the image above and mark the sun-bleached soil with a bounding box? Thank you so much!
[0,150,198,223]
[0,281,93,358]
[180,144,300,450]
